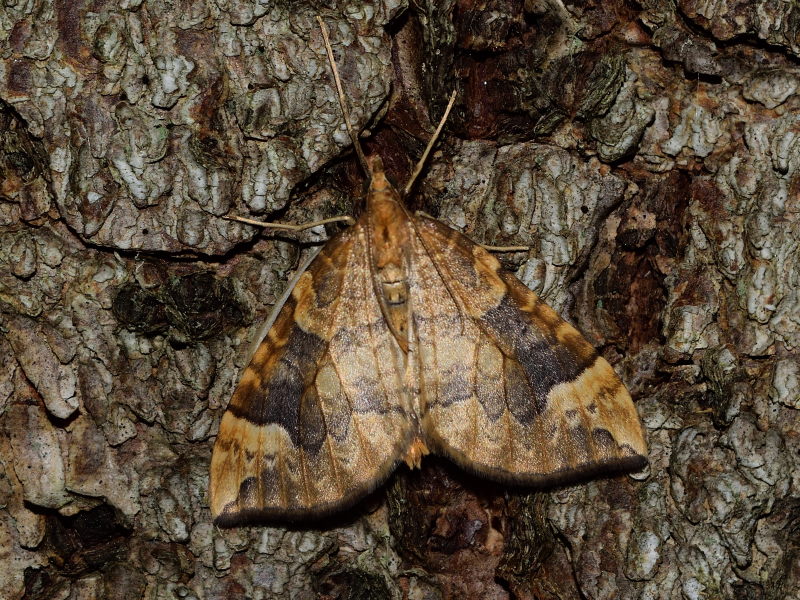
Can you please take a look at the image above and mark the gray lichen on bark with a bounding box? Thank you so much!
[1,0,800,598]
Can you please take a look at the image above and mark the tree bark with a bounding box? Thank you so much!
[1,0,799,598]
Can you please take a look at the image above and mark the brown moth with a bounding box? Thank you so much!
[209,19,647,527]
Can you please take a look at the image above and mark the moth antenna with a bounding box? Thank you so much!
[402,89,457,198]
[317,16,370,175]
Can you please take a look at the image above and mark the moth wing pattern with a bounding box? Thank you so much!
[210,222,414,525]
[408,213,648,484]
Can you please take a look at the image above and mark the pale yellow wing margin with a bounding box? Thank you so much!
[210,223,412,525]
[408,214,647,485]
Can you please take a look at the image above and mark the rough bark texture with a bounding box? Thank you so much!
[1,0,799,598]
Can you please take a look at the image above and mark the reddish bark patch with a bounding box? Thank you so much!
[594,171,692,353]
[54,0,98,67]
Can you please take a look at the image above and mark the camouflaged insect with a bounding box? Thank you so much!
[209,20,647,527]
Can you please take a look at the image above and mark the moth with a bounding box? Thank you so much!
[209,18,647,526]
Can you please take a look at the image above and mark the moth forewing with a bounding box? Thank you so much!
[211,219,416,524]
[405,216,647,479]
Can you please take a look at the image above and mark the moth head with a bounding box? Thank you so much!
[366,155,391,192]
[366,154,385,176]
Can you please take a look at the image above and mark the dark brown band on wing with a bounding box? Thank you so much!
[227,325,328,452]
[477,293,599,418]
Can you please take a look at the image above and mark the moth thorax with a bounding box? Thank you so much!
[369,194,409,269]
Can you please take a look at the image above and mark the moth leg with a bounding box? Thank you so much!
[479,243,529,252]
[223,214,356,231]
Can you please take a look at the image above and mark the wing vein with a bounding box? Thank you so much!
[408,215,468,333]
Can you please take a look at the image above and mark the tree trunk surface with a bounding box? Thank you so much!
[1,1,799,599]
